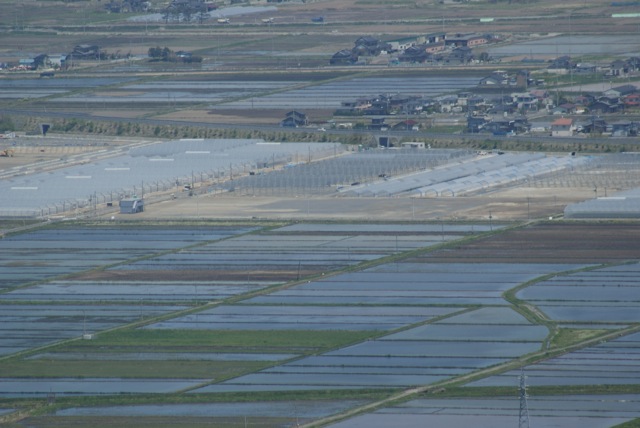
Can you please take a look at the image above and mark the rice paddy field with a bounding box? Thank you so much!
[3,0,640,425]
[0,221,639,427]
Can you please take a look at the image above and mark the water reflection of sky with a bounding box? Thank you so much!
[489,35,640,58]
[127,5,278,22]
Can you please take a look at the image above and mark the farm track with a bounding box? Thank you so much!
[303,323,640,428]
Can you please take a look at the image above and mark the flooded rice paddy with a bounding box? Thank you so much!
[328,394,640,428]
[1,222,639,426]
[467,331,640,388]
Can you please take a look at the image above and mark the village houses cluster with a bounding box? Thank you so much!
[326,50,640,137]
[330,32,496,66]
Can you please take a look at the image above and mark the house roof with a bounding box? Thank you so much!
[552,118,573,126]
[530,89,548,98]
[355,36,379,45]
[610,84,636,95]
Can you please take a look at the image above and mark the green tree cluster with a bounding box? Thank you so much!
[148,46,203,63]
[0,116,15,132]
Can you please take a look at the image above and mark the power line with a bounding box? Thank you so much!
[518,368,531,428]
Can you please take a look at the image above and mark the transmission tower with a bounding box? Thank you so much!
[518,368,530,428]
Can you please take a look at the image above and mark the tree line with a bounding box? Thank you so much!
[148,46,202,63]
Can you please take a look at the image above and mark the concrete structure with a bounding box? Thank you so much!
[401,142,425,149]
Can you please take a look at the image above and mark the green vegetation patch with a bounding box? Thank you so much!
[0,359,267,380]
[19,416,296,428]
[550,328,609,349]
[432,384,640,399]
[61,329,375,354]
[614,418,640,428]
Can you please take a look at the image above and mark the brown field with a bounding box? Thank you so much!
[0,0,636,64]
[421,222,640,264]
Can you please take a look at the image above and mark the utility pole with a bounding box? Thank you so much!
[518,369,530,428]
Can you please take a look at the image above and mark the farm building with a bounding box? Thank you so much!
[119,198,144,214]
[565,187,640,219]
[330,49,358,65]
[281,111,308,127]
[445,33,488,48]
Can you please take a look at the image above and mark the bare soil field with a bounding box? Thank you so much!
[0,131,626,224]
[1,0,635,64]
[158,109,292,124]
[126,185,594,222]
[420,222,640,264]
[76,268,319,282]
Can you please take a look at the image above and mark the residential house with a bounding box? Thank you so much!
[47,54,67,68]
[574,63,597,74]
[353,36,387,56]
[391,119,420,131]
[467,115,489,133]
[445,47,473,64]
[610,120,635,137]
[281,111,307,127]
[387,36,419,52]
[481,118,513,135]
[424,32,446,44]
[399,45,431,63]
[623,93,640,108]
[512,92,538,111]
[70,44,101,60]
[487,98,517,115]
[604,84,636,99]
[389,32,445,54]
[368,117,387,130]
[553,103,577,115]
[402,98,424,114]
[547,56,573,74]
[425,42,446,54]
[610,59,628,76]
[478,71,509,86]
[590,99,620,114]
[479,115,529,135]
[436,95,459,113]
[626,57,640,72]
[551,117,574,137]
[511,116,531,134]
[573,94,596,107]
[580,117,607,135]
[330,49,358,65]
[445,33,488,48]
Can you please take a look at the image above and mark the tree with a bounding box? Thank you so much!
[0,116,15,131]
[148,46,162,59]
[478,52,491,63]
[162,47,172,61]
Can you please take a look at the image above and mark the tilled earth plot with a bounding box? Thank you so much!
[416,223,640,264]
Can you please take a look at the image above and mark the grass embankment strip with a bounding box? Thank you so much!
[503,260,636,350]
